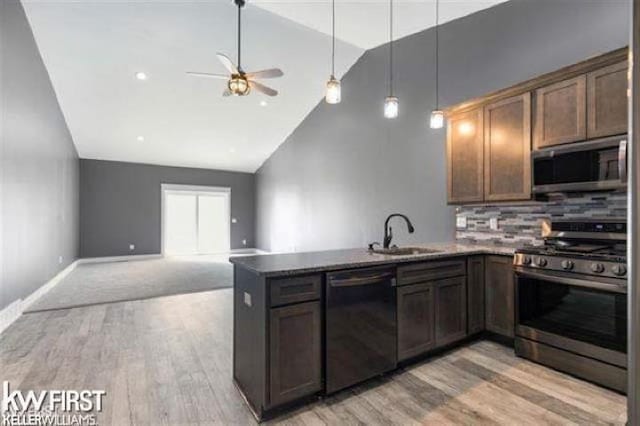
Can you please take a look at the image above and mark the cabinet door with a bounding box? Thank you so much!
[269,301,321,407]
[485,256,515,338]
[587,61,629,138]
[534,75,586,148]
[435,277,467,347]
[397,282,435,361]
[447,108,484,204]
[484,93,532,202]
[467,256,485,335]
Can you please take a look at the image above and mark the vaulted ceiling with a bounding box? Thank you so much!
[23,0,507,173]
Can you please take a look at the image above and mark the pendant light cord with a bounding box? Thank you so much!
[331,0,336,76]
[389,0,394,96]
[237,2,242,71]
[435,0,439,109]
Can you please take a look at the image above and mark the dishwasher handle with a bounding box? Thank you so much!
[328,269,396,287]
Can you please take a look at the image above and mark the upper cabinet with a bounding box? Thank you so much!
[445,48,628,205]
[447,109,484,203]
[484,93,532,202]
[587,61,629,139]
[534,75,586,149]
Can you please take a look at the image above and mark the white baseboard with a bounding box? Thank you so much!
[0,259,79,336]
[77,253,163,264]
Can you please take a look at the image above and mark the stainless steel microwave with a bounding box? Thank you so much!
[532,135,628,194]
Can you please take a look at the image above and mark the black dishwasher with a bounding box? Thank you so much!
[325,266,397,394]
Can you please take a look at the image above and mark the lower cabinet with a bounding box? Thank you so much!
[397,270,468,360]
[435,277,468,347]
[269,301,322,407]
[485,256,515,338]
[467,256,485,335]
[397,283,436,361]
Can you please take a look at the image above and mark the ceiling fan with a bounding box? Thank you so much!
[187,0,283,97]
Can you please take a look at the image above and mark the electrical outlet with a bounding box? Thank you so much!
[242,239,247,246]
[456,216,467,229]
[58,256,63,265]
[244,291,252,307]
[129,244,135,251]
[490,217,499,231]
[232,217,238,224]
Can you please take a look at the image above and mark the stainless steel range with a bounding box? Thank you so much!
[513,218,627,393]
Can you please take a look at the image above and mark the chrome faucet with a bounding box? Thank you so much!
[383,213,415,248]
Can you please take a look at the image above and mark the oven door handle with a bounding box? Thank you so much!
[619,139,628,183]
[515,269,626,293]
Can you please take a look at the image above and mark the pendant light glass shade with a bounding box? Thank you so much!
[326,75,341,104]
[384,96,399,119]
[430,109,444,129]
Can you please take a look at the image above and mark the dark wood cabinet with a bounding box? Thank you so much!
[534,75,586,149]
[484,256,515,338]
[435,277,467,347]
[467,256,485,335]
[268,301,321,407]
[484,93,532,202]
[587,61,629,139]
[397,282,436,361]
[447,108,484,204]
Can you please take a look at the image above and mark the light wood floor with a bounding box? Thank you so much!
[0,288,627,425]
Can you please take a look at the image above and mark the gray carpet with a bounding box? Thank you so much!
[25,256,233,312]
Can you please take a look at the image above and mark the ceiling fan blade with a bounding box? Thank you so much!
[249,80,278,97]
[245,68,284,79]
[216,53,238,74]
[186,72,229,80]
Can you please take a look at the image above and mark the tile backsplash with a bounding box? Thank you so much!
[455,192,627,246]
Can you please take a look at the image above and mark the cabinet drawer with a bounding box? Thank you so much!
[269,274,321,307]
[397,259,466,286]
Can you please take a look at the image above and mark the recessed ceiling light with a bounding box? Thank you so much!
[135,72,148,81]
[137,136,145,142]
[229,148,236,153]
[260,100,268,107]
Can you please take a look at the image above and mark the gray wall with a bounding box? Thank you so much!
[80,159,255,257]
[255,0,630,253]
[1,0,79,310]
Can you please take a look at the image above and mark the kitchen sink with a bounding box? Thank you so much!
[370,247,441,256]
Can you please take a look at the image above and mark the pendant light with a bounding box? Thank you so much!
[430,0,444,129]
[325,0,341,104]
[384,0,398,118]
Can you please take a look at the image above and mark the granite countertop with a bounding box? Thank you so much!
[229,242,519,277]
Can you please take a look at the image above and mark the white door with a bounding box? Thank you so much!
[162,185,230,255]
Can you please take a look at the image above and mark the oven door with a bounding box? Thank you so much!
[533,136,628,193]
[515,268,627,367]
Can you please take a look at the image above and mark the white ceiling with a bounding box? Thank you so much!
[23,0,507,173]
[254,0,509,50]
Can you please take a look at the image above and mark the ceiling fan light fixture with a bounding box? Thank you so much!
[228,75,250,96]
[325,76,341,104]
[430,110,444,129]
[384,96,399,119]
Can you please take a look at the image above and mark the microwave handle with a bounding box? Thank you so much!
[619,139,628,183]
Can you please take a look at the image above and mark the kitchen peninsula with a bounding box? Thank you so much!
[230,243,516,420]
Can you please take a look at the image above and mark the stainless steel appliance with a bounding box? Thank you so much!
[514,218,628,393]
[325,266,397,394]
[532,135,628,194]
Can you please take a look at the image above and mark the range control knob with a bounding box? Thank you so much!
[521,256,532,266]
[561,260,574,271]
[612,265,627,277]
[591,263,605,274]
[535,257,548,267]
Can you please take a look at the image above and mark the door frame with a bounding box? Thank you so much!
[160,183,231,256]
